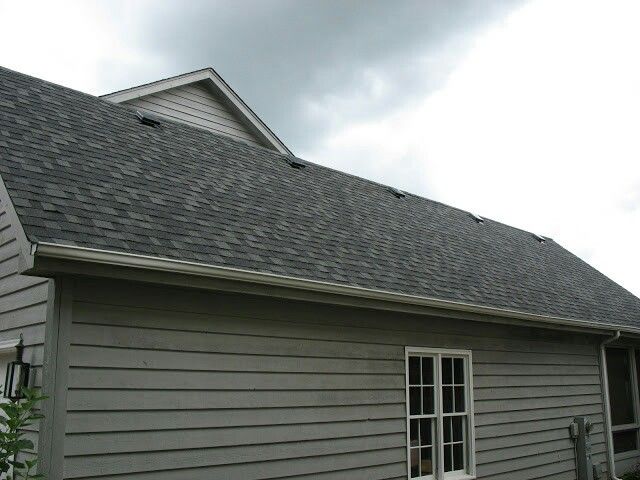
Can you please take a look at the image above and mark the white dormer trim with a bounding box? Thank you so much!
[101,68,291,155]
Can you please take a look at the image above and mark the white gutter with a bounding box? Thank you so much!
[31,242,640,336]
[600,330,622,480]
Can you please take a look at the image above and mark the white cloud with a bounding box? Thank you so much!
[0,0,164,93]
[305,0,640,296]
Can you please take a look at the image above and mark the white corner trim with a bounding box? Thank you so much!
[0,338,20,353]
[101,68,291,155]
[30,242,640,337]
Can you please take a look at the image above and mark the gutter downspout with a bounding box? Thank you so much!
[600,330,621,480]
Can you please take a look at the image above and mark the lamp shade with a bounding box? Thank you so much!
[3,342,29,400]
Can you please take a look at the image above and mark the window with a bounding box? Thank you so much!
[606,347,640,455]
[406,348,476,480]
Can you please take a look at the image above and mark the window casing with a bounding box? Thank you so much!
[606,347,640,458]
[406,348,476,480]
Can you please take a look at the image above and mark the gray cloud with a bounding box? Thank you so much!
[102,0,526,152]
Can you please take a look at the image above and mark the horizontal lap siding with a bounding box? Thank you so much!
[0,198,50,450]
[122,82,266,148]
[63,279,606,479]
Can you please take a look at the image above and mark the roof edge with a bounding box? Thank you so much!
[31,242,639,336]
[0,174,35,270]
[101,68,292,155]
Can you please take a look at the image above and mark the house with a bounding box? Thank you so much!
[0,64,639,480]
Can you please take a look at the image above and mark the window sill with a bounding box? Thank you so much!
[614,449,640,461]
[411,472,475,480]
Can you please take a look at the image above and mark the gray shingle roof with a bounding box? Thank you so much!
[1,65,639,328]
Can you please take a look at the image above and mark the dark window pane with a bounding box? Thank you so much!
[455,386,465,413]
[606,348,635,425]
[454,358,464,384]
[410,419,419,446]
[444,416,452,443]
[422,357,434,385]
[409,357,420,385]
[442,357,453,385]
[420,418,432,446]
[453,443,464,470]
[613,430,638,454]
[410,448,420,477]
[422,387,434,414]
[421,447,433,475]
[452,416,464,442]
[444,444,453,472]
[410,387,421,415]
[636,350,640,404]
[443,386,454,413]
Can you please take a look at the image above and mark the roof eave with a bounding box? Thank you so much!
[29,241,640,337]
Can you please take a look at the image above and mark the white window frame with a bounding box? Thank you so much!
[607,346,640,461]
[405,347,476,480]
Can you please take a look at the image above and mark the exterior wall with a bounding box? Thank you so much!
[0,195,51,453]
[122,81,267,148]
[60,277,607,480]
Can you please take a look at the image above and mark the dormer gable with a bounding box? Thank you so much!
[101,68,291,154]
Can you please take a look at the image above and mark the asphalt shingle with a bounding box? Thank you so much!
[1,65,640,328]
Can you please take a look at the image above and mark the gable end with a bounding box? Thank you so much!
[102,68,291,154]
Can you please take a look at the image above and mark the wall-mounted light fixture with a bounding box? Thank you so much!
[4,337,30,401]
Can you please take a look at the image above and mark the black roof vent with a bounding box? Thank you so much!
[136,110,161,128]
[533,233,546,243]
[389,187,406,198]
[470,213,484,224]
[285,156,306,169]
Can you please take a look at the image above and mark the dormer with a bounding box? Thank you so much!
[101,68,291,154]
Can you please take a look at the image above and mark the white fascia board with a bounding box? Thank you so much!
[100,69,211,103]
[31,242,640,337]
[202,69,292,155]
[101,68,291,155]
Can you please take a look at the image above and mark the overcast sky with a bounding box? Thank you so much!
[1,0,639,297]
